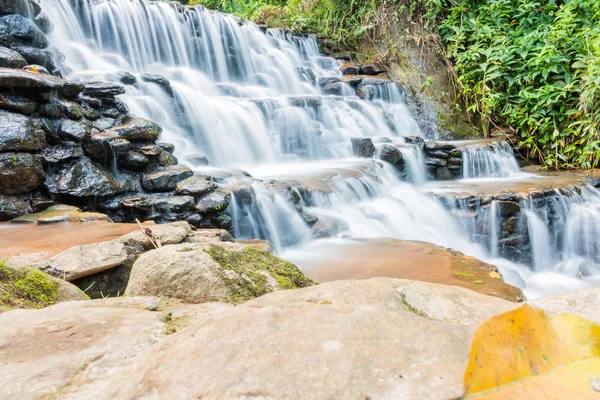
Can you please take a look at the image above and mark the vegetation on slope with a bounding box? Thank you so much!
[176,0,600,169]
[0,261,60,311]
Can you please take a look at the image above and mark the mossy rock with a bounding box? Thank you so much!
[126,242,316,304]
[12,204,109,224]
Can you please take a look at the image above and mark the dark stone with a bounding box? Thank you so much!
[82,81,126,98]
[195,190,231,214]
[84,132,131,159]
[45,158,137,197]
[297,66,316,85]
[356,86,375,100]
[34,11,53,34]
[92,117,116,132]
[102,193,196,223]
[340,75,363,87]
[140,73,171,89]
[58,119,92,143]
[0,152,44,194]
[0,0,41,18]
[114,71,137,85]
[119,151,149,172]
[73,260,133,300]
[425,157,447,167]
[0,194,32,221]
[0,14,48,48]
[351,137,375,157]
[40,142,83,164]
[0,93,36,114]
[427,150,449,158]
[81,104,100,121]
[9,45,57,74]
[157,148,178,166]
[230,185,255,205]
[134,144,161,157]
[0,46,26,68]
[80,96,102,109]
[157,142,175,154]
[0,110,45,151]
[287,96,322,108]
[141,166,193,192]
[339,63,359,75]
[435,167,456,180]
[405,136,425,150]
[300,212,318,225]
[496,201,521,218]
[0,67,64,91]
[317,76,340,87]
[101,107,121,119]
[62,81,85,99]
[323,82,346,95]
[175,175,218,196]
[377,144,402,165]
[359,63,386,75]
[112,117,162,142]
[335,55,351,61]
[448,157,462,165]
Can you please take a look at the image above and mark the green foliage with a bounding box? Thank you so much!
[441,0,600,168]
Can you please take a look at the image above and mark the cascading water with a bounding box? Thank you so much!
[40,0,600,299]
[462,141,522,178]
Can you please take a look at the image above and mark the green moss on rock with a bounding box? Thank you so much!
[204,245,316,304]
[0,261,60,311]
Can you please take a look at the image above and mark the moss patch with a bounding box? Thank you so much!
[204,245,316,304]
[0,261,60,311]
[12,205,108,224]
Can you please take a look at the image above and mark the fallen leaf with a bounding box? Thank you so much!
[463,305,600,398]
[472,280,485,284]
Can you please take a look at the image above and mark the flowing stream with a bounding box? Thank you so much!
[41,0,600,299]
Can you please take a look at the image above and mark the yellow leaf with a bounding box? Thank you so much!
[463,305,600,396]
[489,271,501,279]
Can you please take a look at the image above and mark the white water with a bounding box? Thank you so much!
[40,0,600,299]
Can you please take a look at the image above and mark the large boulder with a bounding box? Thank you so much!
[0,110,45,152]
[0,194,32,220]
[0,152,44,194]
[0,14,48,48]
[0,67,66,92]
[45,158,137,198]
[31,239,129,281]
[112,117,162,142]
[176,175,218,196]
[8,45,60,76]
[126,242,315,304]
[0,46,26,68]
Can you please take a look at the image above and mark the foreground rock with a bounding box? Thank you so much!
[126,241,315,303]
[0,279,598,399]
[12,204,108,224]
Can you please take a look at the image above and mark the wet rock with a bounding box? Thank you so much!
[359,63,386,75]
[84,132,131,159]
[425,157,447,167]
[405,136,425,150]
[80,95,102,109]
[9,45,58,74]
[58,119,91,142]
[114,71,137,85]
[0,46,26,68]
[82,81,126,98]
[12,204,108,224]
[496,200,521,218]
[101,107,121,119]
[134,143,161,157]
[81,103,100,121]
[449,156,462,165]
[356,85,375,100]
[287,96,323,108]
[0,14,48,48]
[157,148,178,166]
[377,144,402,165]
[0,67,64,91]
[140,73,170,89]
[323,82,346,95]
[0,110,45,152]
[229,185,255,205]
[184,152,208,166]
[32,240,129,281]
[33,11,53,34]
[317,76,340,87]
[351,137,375,157]
[312,215,349,238]
[119,151,149,171]
[157,142,175,154]
[0,194,32,221]
[297,66,316,85]
[92,117,116,132]
[125,241,314,304]
[427,149,450,158]
[340,75,364,87]
[112,117,162,142]
[0,93,36,114]
[0,152,44,194]
[339,63,359,75]
[435,167,456,180]
[176,175,218,196]
[195,190,231,214]
[142,166,193,192]
[40,142,83,164]
[102,193,196,223]
[0,0,41,18]
[45,158,137,198]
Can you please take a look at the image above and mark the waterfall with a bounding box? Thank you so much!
[462,141,521,178]
[38,0,600,299]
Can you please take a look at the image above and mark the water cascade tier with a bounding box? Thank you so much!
[6,0,600,299]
